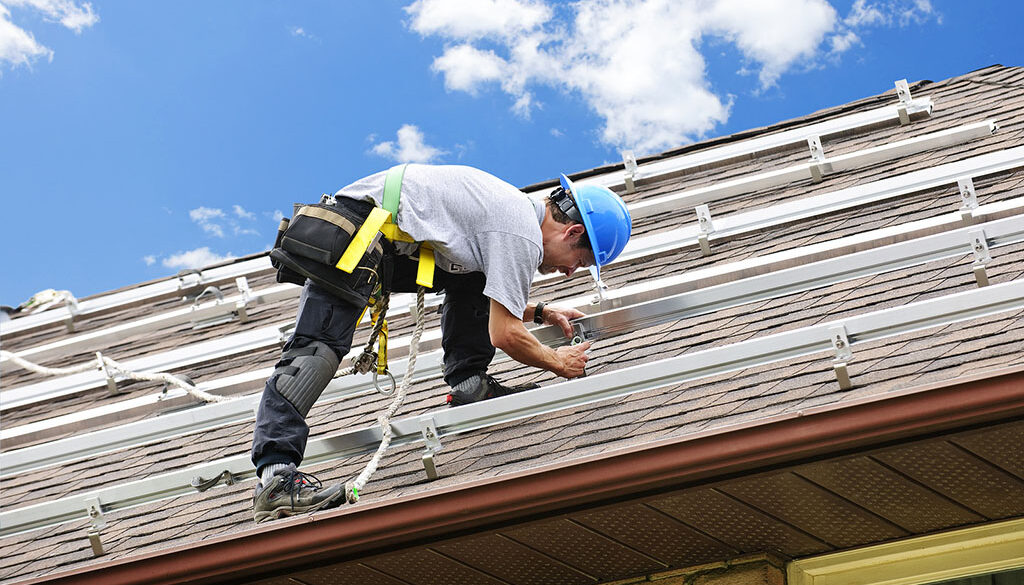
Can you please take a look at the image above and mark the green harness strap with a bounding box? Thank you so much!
[382,163,406,216]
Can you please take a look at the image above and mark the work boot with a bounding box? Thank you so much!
[446,373,539,407]
[252,464,344,523]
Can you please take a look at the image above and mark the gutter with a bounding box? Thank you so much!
[17,365,1024,585]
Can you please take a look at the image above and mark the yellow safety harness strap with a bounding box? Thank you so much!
[376,319,388,375]
[335,207,390,273]
[335,163,434,288]
[417,244,435,288]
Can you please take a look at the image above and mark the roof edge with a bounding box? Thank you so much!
[21,365,1024,585]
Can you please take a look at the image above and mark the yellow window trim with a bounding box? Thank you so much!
[788,518,1024,585]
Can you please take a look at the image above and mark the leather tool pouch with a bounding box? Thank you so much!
[270,201,386,308]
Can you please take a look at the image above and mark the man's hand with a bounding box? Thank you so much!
[539,304,585,338]
[554,341,590,378]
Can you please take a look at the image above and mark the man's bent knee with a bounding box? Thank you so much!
[272,341,340,418]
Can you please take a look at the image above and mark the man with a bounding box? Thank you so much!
[251,164,632,523]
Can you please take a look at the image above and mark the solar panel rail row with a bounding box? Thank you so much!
[4,207,1023,475]
[3,273,1022,537]
[2,129,1013,414]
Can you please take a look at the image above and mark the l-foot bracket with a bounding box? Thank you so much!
[419,416,443,481]
[830,325,853,391]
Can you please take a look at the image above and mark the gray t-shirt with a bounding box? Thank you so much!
[335,164,544,318]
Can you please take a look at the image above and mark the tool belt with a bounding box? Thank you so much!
[269,164,435,308]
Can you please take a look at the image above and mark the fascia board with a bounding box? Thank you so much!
[787,517,1024,585]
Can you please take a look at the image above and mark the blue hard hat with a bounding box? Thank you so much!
[559,174,632,280]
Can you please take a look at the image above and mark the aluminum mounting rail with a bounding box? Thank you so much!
[0,256,274,337]
[628,120,997,220]
[540,92,934,192]
[0,283,296,367]
[617,143,1024,261]
[4,275,1023,537]
[0,325,284,411]
[6,210,1024,475]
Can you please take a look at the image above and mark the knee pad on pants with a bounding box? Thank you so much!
[273,341,340,418]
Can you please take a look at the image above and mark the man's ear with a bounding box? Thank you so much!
[566,223,586,240]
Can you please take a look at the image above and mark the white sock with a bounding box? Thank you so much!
[453,374,483,393]
[260,463,290,486]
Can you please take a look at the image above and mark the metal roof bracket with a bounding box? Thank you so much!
[419,416,443,480]
[830,325,853,391]
[696,204,715,256]
[589,266,610,304]
[958,177,979,224]
[571,321,592,347]
[85,496,106,557]
[970,229,992,287]
[234,277,253,323]
[190,469,237,492]
[176,269,204,293]
[622,150,638,193]
[63,295,80,333]
[96,352,120,395]
[278,323,296,346]
[895,79,913,125]
[808,136,826,182]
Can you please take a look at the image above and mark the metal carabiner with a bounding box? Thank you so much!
[373,370,397,396]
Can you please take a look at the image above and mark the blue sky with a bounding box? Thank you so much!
[0,0,1020,307]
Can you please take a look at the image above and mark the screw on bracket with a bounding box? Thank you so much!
[969,229,992,287]
[419,417,443,481]
[895,79,912,125]
[829,325,853,391]
[695,204,715,256]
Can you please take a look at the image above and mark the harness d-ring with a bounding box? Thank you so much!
[373,370,397,396]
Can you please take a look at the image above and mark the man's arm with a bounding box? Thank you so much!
[489,300,589,378]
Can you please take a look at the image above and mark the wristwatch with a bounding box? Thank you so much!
[533,301,546,324]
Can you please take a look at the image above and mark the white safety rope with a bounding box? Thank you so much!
[345,286,426,503]
[0,350,229,404]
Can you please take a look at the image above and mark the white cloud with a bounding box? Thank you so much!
[189,206,226,238]
[4,0,98,32]
[232,204,255,220]
[371,124,447,163]
[189,205,261,238]
[431,44,507,94]
[162,247,236,270]
[142,255,156,266]
[290,25,320,42]
[405,0,937,154]
[0,0,97,71]
[405,0,550,40]
[844,0,935,27]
